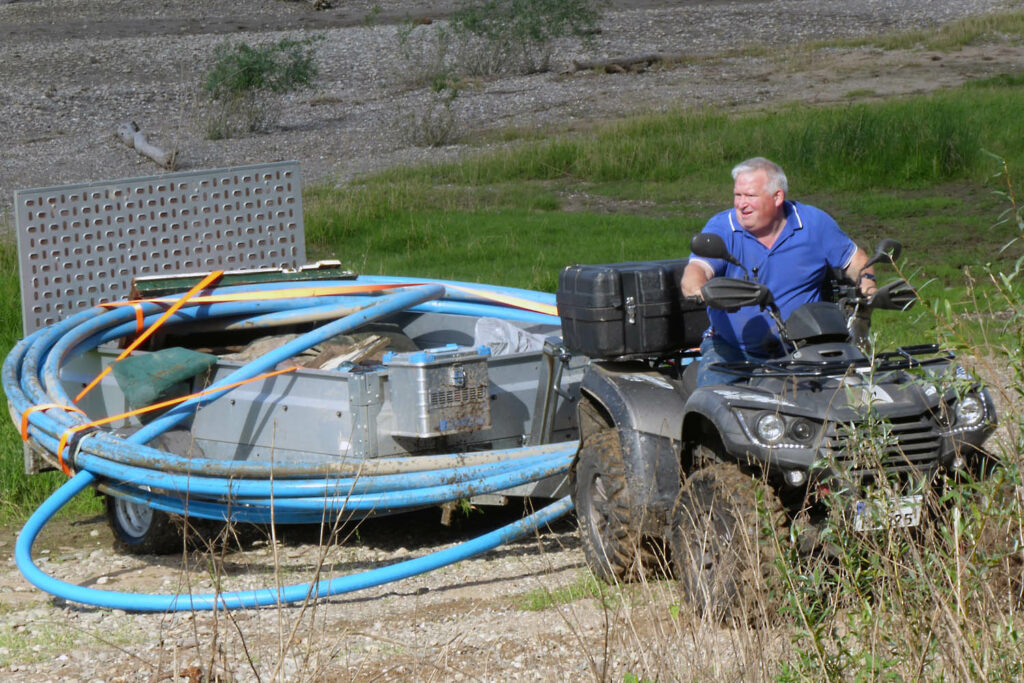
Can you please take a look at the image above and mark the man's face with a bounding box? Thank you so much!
[733,170,784,234]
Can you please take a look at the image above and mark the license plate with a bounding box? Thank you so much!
[853,494,923,532]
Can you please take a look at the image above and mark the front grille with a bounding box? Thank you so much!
[429,385,488,409]
[822,413,941,477]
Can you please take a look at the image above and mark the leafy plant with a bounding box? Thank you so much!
[395,21,455,88]
[391,1,600,146]
[201,37,321,139]
[402,85,463,148]
[450,0,602,75]
[395,0,603,85]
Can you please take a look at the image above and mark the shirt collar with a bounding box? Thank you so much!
[727,201,803,232]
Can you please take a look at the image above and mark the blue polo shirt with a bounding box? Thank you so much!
[689,201,856,355]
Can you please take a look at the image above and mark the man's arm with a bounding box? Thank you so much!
[682,260,714,299]
[843,247,877,296]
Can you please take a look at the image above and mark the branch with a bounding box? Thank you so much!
[116,121,176,169]
[571,53,676,73]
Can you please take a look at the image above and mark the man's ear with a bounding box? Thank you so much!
[773,190,785,208]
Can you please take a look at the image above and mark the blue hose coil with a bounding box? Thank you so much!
[4,278,579,611]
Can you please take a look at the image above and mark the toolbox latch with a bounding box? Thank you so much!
[625,295,637,325]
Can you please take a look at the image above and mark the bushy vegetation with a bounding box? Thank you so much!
[449,0,602,75]
[397,0,601,80]
[201,37,321,139]
[393,0,603,145]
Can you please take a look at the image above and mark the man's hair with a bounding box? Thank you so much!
[731,157,788,194]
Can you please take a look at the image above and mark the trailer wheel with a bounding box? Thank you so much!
[105,495,181,555]
[571,429,656,582]
[669,463,784,622]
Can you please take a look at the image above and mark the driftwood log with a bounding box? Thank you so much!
[571,53,676,74]
[116,121,176,169]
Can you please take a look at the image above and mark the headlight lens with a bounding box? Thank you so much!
[791,419,815,441]
[756,414,786,443]
[955,394,985,428]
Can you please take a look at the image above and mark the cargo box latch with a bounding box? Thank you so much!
[625,296,637,325]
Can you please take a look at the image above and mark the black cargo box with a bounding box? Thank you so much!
[557,259,708,359]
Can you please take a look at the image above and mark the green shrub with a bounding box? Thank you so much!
[201,37,321,139]
[396,0,603,84]
[402,88,463,148]
[392,0,601,143]
[395,22,456,88]
[450,0,602,75]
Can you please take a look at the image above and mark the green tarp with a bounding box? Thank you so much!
[112,347,219,411]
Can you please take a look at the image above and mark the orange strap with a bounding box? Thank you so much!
[20,403,87,441]
[56,365,299,476]
[102,282,408,307]
[131,302,145,334]
[74,271,224,404]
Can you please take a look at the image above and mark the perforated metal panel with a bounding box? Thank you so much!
[14,161,305,334]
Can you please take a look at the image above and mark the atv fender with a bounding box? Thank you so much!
[681,386,809,471]
[577,362,686,532]
[681,388,750,454]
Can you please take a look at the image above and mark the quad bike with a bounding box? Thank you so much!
[566,236,997,617]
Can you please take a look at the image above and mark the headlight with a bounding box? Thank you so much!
[955,394,985,428]
[756,414,786,443]
[790,419,815,441]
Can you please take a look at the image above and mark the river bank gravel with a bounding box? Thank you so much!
[0,0,1019,217]
[0,0,1021,680]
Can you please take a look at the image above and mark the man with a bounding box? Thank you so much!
[681,157,877,387]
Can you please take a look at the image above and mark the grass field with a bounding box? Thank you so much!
[303,82,1024,350]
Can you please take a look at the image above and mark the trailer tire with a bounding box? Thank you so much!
[105,495,182,555]
[571,429,656,582]
[669,463,784,623]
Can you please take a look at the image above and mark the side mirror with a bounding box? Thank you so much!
[690,233,731,260]
[690,233,749,277]
[865,239,902,268]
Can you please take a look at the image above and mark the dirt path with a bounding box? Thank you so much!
[0,506,613,681]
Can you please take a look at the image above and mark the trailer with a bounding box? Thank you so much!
[5,164,590,610]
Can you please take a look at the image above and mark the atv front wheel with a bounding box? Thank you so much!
[669,463,785,622]
[105,495,181,555]
[571,429,656,582]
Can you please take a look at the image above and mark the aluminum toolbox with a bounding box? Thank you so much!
[383,344,492,437]
[556,259,707,359]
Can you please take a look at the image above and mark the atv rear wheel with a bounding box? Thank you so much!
[670,463,785,622]
[571,429,657,582]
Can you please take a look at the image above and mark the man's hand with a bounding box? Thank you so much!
[682,260,713,300]
[845,247,877,298]
[859,273,878,298]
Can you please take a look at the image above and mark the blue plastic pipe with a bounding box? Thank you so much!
[15,470,572,612]
[6,276,577,612]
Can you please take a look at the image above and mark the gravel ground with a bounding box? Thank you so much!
[0,0,1020,680]
[1,0,1020,217]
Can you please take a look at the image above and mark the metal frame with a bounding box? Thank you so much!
[14,161,305,334]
